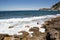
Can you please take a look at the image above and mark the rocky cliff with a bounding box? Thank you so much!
[51,2,60,10]
[39,1,60,10]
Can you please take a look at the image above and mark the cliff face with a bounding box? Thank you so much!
[51,2,60,10]
[39,1,60,10]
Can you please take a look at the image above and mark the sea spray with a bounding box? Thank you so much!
[0,14,59,36]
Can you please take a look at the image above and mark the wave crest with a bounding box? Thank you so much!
[0,14,60,35]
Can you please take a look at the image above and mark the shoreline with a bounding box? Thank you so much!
[0,15,60,40]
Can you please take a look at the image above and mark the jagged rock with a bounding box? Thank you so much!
[18,31,29,40]
[0,34,9,40]
[29,27,39,32]
[43,17,60,40]
[0,16,60,40]
[29,27,46,40]
[51,1,60,10]
[29,27,39,36]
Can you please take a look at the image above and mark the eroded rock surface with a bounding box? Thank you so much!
[43,16,60,40]
[0,16,60,40]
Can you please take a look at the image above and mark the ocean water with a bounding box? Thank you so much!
[0,10,60,36]
[0,10,59,19]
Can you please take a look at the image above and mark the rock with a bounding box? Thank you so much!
[37,22,39,25]
[0,16,60,40]
[8,26,14,28]
[4,37,12,40]
[0,34,9,40]
[25,25,30,28]
[29,27,39,32]
[42,16,60,40]
[51,2,60,10]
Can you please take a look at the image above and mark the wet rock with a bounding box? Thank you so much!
[8,26,14,28]
[29,27,46,40]
[25,25,30,28]
[29,27,39,32]
[0,16,60,40]
[43,16,60,40]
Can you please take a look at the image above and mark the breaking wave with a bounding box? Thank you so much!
[0,14,59,35]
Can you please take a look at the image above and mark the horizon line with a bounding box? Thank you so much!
[0,10,39,11]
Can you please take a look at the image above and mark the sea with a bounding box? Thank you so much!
[0,10,60,35]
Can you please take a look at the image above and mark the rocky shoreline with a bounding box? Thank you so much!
[0,16,60,40]
[42,16,60,40]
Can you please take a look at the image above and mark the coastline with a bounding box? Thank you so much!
[0,15,60,40]
[0,0,60,40]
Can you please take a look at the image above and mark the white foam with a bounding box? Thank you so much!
[0,14,59,35]
[39,28,45,33]
[17,33,23,35]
